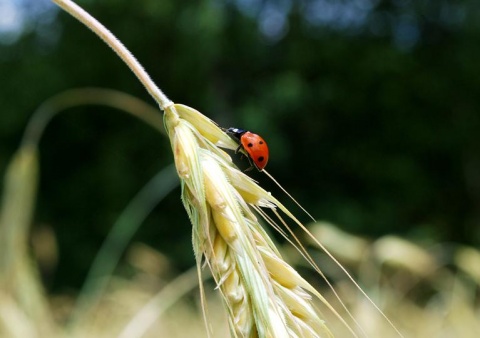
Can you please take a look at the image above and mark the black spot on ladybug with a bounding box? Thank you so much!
[247,143,253,147]
[259,141,264,144]
[258,156,264,162]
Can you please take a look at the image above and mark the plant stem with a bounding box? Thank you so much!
[52,0,173,110]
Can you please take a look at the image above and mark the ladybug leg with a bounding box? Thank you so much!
[236,145,247,160]
[233,144,254,171]
[244,156,255,172]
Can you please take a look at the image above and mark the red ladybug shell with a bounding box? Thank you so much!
[240,131,269,171]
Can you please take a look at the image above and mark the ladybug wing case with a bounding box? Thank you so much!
[240,132,269,170]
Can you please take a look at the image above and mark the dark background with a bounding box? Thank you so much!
[1,0,479,291]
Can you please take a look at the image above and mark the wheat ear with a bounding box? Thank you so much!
[165,104,333,337]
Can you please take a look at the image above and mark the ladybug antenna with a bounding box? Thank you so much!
[262,169,316,223]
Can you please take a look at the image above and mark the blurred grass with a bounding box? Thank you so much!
[0,144,56,337]
[69,164,178,328]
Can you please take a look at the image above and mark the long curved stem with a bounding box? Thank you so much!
[52,0,173,110]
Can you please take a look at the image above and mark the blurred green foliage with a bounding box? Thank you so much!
[1,0,480,291]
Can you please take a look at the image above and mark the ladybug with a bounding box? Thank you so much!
[226,127,269,171]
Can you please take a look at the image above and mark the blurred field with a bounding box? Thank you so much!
[1,147,479,337]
